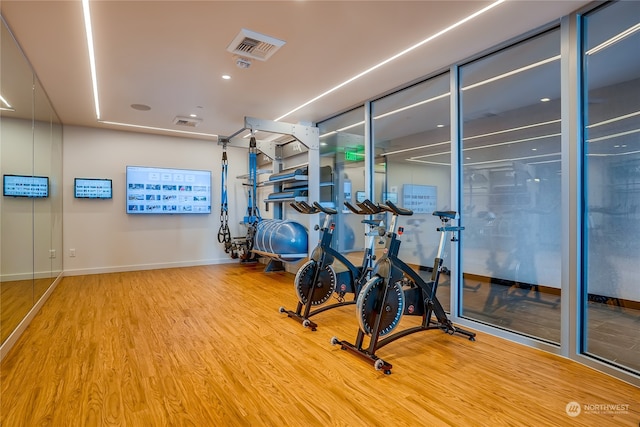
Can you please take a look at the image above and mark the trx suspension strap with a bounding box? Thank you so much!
[242,136,261,260]
[245,136,261,225]
[218,147,232,253]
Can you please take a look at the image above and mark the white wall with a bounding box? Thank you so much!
[63,126,249,275]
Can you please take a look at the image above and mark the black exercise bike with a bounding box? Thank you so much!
[331,200,476,374]
[279,200,384,331]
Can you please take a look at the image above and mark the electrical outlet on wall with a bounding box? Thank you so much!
[49,249,56,259]
[69,248,76,257]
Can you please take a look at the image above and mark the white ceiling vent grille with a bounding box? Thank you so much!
[226,28,286,61]
[173,116,202,127]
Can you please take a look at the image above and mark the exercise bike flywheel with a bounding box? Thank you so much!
[356,276,404,336]
[294,260,337,306]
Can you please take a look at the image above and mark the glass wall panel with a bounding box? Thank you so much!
[1,20,35,344]
[317,107,366,256]
[371,73,453,311]
[1,16,63,347]
[582,1,640,374]
[459,30,562,343]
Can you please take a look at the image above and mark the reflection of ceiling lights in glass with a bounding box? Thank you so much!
[587,22,640,55]
[374,93,450,120]
[462,55,560,91]
[464,120,560,141]
[319,121,366,139]
[587,110,640,129]
[0,94,14,111]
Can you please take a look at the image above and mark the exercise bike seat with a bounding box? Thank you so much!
[433,210,458,220]
[361,219,381,226]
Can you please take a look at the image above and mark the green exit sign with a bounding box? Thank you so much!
[345,150,364,162]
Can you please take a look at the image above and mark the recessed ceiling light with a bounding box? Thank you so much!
[540,97,551,102]
[437,124,445,128]
[189,113,197,118]
[222,75,231,80]
[131,103,151,111]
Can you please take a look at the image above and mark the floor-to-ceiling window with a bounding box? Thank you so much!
[371,73,453,310]
[313,1,640,385]
[582,0,640,374]
[459,29,563,343]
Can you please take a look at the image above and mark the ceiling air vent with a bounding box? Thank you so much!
[173,116,202,127]
[226,28,286,61]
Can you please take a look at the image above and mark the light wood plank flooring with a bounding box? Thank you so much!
[1,264,639,426]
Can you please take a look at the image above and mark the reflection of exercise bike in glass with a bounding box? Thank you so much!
[332,200,475,374]
[406,218,480,292]
[279,200,385,331]
[483,208,559,313]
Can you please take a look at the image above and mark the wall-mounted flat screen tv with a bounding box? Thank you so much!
[3,174,49,198]
[382,192,398,204]
[126,166,211,214]
[75,178,112,199]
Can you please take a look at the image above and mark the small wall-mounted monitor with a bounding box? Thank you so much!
[3,174,49,198]
[355,191,366,203]
[126,165,212,214]
[74,178,112,199]
[382,192,398,204]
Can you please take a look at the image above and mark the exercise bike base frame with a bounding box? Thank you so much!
[335,339,393,375]
[281,298,357,331]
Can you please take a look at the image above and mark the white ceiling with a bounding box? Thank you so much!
[1,1,593,142]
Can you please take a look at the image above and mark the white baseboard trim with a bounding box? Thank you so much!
[62,258,235,277]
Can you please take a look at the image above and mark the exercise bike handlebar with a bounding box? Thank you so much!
[344,200,383,215]
[359,199,384,215]
[289,201,319,215]
[313,202,338,215]
[290,202,306,214]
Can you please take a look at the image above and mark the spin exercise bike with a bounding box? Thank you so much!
[331,200,476,374]
[279,200,385,331]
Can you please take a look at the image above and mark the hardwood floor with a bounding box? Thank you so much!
[1,264,639,426]
[1,278,56,343]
